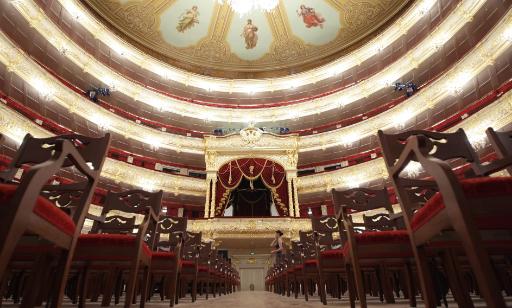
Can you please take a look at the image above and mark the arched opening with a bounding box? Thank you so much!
[215,158,289,217]
[226,177,272,217]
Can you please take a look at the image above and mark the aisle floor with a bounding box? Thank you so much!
[3,291,512,307]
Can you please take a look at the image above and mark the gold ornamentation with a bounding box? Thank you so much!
[55,0,433,92]
[239,124,263,147]
[188,217,311,240]
[12,0,491,126]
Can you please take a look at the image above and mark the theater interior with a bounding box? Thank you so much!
[0,0,512,307]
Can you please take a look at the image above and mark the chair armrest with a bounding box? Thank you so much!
[474,156,512,176]
[85,213,105,223]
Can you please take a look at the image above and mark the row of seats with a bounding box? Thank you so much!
[266,127,512,308]
[0,133,239,307]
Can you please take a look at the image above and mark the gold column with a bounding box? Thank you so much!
[287,177,294,217]
[293,178,300,217]
[204,178,211,218]
[210,177,217,218]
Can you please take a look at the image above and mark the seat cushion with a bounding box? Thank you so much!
[77,234,152,259]
[304,259,318,266]
[181,260,195,267]
[354,230,409,244]
[198,265,209,272]
[320,249,343,259]
[341,230,411,258]
[152,251,176,259]
[411,177,512,231]
[0,183,76,236]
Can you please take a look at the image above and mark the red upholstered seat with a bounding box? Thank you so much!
[0,183,75,236]
[354,230,409,244]
[181,260,195,267]
[152,251,176,259]
[304,259,318,266]
[77,234,152,259]
[198,265,209,272]
[411,177,512,231]
[341,231,411,258]
[320,249,343,259]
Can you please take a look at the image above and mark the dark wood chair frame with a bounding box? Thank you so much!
[310,216,347,304]
[76,189,162,308]
[0,133,111,307]
[378,128,511,308]
[149,216,187,307]
[332,187,416,308]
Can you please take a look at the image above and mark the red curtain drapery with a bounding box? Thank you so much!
[215,158,289,216]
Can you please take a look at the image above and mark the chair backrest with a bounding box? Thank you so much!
[290,241,302,265]
[487,127,512,158]
[198,241,212,264]
[154,216,188,251]
[1,133,110,229]
[311,215,338,233]
[378,129,487,227]
[182,231,202,261]
[378,129,479,170]
[486,127,512,175]
[91,190,163,247]
[0,134,111,181]
[331,188,393,213]
[362,213,404,231]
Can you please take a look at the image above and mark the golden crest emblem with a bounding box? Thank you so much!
[239,123,263,146]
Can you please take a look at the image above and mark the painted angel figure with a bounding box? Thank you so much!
[176,5,199,33]
[241,19,258,49]
[297,4,325,29]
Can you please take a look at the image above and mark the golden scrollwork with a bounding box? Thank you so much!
[82,0,409,76]
[188,217,311,240]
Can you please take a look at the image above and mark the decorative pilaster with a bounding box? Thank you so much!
[292,177,300,217]
[287,176,294,217]
[204,178,211,218]
[210,177,217,218]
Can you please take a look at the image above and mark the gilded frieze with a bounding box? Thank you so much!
[81,0,410,76]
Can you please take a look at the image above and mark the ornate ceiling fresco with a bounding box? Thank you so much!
[81,0,409,77]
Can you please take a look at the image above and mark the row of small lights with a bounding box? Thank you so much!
[1,87,512,196]
[54,0,436,94]
[11,0,488,124]
[1,7,510,156]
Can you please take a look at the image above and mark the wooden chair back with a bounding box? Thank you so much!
[182,231,202,261]
[90,190,163,248]
[378,129,479,168]
[154,216,187,252]
[486,127,512,174]
[0,134,110,182]
[1,133,110,229]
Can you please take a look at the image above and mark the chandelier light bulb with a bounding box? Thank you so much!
[217,0,279,17]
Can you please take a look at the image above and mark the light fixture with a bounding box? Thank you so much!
[217,0,279,16]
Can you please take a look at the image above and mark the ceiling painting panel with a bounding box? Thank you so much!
[227,13,273,61]
[81,0,410,77]
[160,0,217,48]
[283,0,341,46]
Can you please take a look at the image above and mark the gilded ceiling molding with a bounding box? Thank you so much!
[2,4,510,153]
[299,10,512,151]
[11,0,486,122]
[0,103,206,197]
[82,0,407,74]
[52,0,433,93]
[1,87,511,198]
[0,33,204,155]
[297,89,512,194]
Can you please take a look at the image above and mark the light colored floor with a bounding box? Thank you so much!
[4,291,512,307]
[161,291,510,308]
